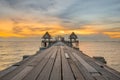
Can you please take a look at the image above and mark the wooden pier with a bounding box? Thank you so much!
[0,32,120,80]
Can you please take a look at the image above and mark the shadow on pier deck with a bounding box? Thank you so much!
[0,42,120,80]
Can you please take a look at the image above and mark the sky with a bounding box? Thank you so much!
[0,0,120,41]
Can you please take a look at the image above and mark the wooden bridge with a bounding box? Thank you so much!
[0,42,120,80]
[0,32,120,80]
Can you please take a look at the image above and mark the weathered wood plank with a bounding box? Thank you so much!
[70,47,108,80]
[65,46,95,80]
[10,66,33,80]
[50,48,61,80]
[63,49,85,80]
[77,50,120,80]
[0,66,17,78]
[71,51,106,80]
[72,52,107,80]
[66,54,85,80]
[91,72,107,80]
[65,53,70,59]
[22,46,57,80]
[70,46,120,80]
[0,46,54,80]
[27,46,55,66]
[72,52,98,73]
[36,47,57,80]
[61,46,75,80]
[86,58,120,80]
[103,64,120,79]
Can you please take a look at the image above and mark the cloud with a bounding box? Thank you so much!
[3,0,55,11]
[10,18,26,24]
[0,0,120,39]
[12,26,23,34]
[103,27,120,32]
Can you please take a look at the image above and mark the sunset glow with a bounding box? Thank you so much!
[0,0,120,40]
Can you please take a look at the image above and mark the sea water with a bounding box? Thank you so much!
[0,41,120,72]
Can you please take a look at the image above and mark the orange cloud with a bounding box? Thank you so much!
[0,31,24,37]
[0,19,120,39]
[0,19,13,31]
[103,32,120,38]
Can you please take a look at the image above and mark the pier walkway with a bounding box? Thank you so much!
[0,42,120,80]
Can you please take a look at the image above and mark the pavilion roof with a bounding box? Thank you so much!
[42,32,51,39]
[69,32,78,39]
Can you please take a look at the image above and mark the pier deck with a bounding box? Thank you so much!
[0,42,120,80]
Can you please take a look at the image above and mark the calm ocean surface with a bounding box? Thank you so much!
[0,41,120,72]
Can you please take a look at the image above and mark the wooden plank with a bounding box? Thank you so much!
[36,47,57,80]
[94,61,120,79]
[65,46,95,80]
[0,46,54,80]
[91,72,106,80]
[68,46,108,80]
[22,46,57,80]
[72,51,107,80]
[70,46,119,80]
[67,56,85,80]
[61,46,75,80]
[72,52,98,73]
[27,46,55,66]
[65,53,70,59]
[63,49,85,80]
[70,55,95,80]
[0,66,17,78]
[10,66,33,80]
[74,49,120,80]
[85,58,120,80]
[103,65,120,79]
[50,48,61,80]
